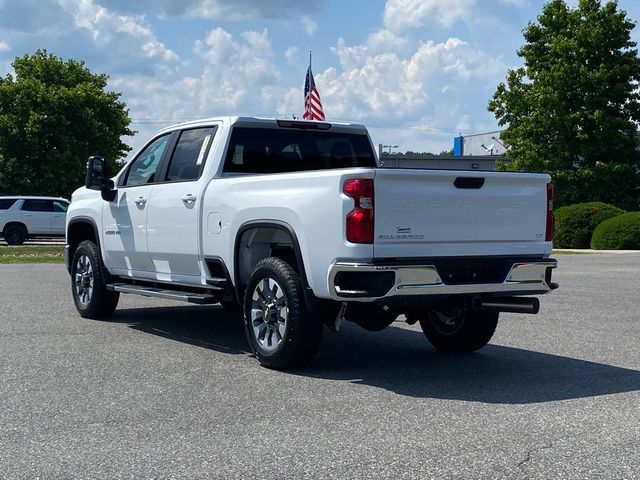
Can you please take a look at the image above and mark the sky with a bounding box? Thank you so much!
[1,0,640,158]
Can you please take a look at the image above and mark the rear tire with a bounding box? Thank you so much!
[71,240,119,319]
[418,309,498,352]
[243,257,323,369]
[4,224,27,245]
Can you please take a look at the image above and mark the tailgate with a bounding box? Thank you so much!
[373,169,551,258]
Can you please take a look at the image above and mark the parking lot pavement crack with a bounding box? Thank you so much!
[516,440,556,475]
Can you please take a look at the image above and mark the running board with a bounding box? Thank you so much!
[107,283,218,304]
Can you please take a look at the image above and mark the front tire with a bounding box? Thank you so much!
[4,224,27,245]
[243,257,323,369]
[418,309,498,353]
[71,240,119,319]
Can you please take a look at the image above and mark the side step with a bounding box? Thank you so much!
[107,283,218,305]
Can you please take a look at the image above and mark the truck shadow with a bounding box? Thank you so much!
[311,321,640,404]
[113,306,640,405]
[113,305,250,356]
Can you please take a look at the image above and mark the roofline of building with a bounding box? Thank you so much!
[379,154,511,161]
[458,130,504,139]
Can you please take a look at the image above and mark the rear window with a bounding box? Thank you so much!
[0,199,16,210]
[22,200,53,212]
[165,127,216,182]
[223,127,376,174]
[53,201,69,213]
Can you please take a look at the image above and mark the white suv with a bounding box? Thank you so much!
[0,196,69,245]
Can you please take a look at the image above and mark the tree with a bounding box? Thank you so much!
[0,50,133,198]
[488,0,640,210]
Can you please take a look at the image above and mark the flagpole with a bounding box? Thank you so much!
[309,50,312,69]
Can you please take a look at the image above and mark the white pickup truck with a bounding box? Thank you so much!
[66,117,557,368]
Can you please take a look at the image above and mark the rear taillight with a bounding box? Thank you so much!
[344,178,374,244]
[546,183,555,242]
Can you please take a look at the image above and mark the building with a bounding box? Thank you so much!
[378,154,508,171]
[453,130,508,156]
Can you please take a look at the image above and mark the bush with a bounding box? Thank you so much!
[591,212,640,250]
[554,202,625,248]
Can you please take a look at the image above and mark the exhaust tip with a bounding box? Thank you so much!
[479,297,540,315]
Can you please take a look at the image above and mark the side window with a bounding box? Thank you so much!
[123,134,171,187]
[22,200,53,212]
[53,201,68,213]
[0,199,16,210]
[164,127,216,182]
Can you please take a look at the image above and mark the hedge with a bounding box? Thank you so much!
[591,212,640,250]
[554,202,625,248]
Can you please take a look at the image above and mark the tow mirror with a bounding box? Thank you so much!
[85,156,116,202]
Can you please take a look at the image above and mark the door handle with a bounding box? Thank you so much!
[134,196,147,206]
[182,194,197,205]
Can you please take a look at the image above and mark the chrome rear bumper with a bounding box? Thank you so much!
[328,259,557,302]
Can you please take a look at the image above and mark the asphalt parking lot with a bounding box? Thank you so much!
[0,254,639,479]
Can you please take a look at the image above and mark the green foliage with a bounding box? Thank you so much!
[0,245,64,264]
[489,0,640,210]
[554,202,625,248]
[387,149,455,156]
[0,50,133,198]
[591,212,640,249]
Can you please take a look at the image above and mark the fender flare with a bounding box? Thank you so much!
[66,216,101,272]
[233,220,309,298]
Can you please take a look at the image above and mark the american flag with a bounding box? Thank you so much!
[303,63,325,121]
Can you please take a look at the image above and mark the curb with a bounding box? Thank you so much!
[553,249,640,254]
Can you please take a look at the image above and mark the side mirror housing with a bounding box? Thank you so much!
[86,156,107,189]
[85,156,117,202]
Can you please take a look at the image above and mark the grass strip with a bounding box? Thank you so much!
[0,245,65,264]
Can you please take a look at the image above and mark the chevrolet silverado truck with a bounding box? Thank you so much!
[65,117,557,369]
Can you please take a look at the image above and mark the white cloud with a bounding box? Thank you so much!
[113,15,507,154]
[97,0,327,20]
[284,46,299,64]
[193,27,276,85]
[114,26,287,153]
[366,29,408,53]
[0,0,516,155]
[307,34,506,153]
[383,0,477,30]
[301,15,317,36]
[57,0,178,64]
[0,41,9,52]
[118,22,375,153]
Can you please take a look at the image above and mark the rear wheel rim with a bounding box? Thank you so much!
[7,228,22,243]
[250,277,288,352]
[74,254,94,307]
[429,310,464,335]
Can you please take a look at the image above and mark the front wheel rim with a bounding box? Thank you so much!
[250,277,288,352]
[74,254,94,307]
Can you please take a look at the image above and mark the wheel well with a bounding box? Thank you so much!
[2,222,27,235]
[67,221,98,261]
[235,226,303,289]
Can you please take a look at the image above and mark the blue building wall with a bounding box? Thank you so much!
[453,136,463,156]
